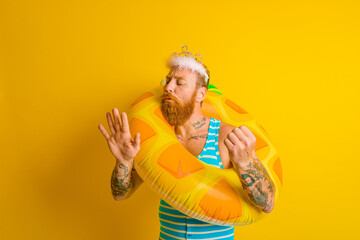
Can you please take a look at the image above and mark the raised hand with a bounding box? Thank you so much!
[224,125,256,168]
[98,108,140,168]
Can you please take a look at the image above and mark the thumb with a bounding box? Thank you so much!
[134,132,141,148]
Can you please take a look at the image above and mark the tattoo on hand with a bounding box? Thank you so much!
[111,162,133,197]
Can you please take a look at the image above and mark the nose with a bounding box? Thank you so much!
[164,79,175,93]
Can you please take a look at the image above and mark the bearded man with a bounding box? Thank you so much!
[99,45,276,240]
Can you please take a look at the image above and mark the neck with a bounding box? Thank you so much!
[174,107,209,140]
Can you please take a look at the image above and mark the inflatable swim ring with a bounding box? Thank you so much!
[127,83,282,226]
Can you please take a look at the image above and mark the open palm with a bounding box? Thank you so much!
[98,108,140,167]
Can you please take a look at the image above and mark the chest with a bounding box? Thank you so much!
[180,133,233,169]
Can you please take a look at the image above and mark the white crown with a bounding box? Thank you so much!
[166,44,209,84]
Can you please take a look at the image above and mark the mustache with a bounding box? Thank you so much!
[161,93,178,102]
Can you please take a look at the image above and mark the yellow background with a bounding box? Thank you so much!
[1,0,359,239]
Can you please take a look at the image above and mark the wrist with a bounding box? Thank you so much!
[115,158,134,169]
[232,158,253,172]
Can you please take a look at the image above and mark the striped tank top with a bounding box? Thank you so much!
[158,117,235,240]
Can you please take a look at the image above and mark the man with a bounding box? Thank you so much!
[98,46,276,240]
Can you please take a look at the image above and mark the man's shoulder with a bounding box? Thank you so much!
[218,121,237,140]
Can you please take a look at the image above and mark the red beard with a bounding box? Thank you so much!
[160,90,197,126]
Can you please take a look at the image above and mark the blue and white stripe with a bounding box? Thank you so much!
[158,118,234,239]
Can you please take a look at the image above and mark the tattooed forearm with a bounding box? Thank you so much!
[111,162,134,198]
[188,133,208,141]
[236,158,276,213]
[192,116,206,130]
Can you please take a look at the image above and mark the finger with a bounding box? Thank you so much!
[98,124,111,140]
[224,138,234,149]
[233,127,247,142]
[106,112,116,135]
[112,108,121,132]
[134,132,141,148]
[121,112,130,133]
[240,125,256,142]
[228,132,241,146]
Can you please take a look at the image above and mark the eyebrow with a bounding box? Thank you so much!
[166,75,185,80]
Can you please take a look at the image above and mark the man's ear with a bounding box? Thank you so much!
[197,87,207,102]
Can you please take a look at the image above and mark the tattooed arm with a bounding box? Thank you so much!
[111,160,143,201]
[233,153,276,213]
[223,124,276,213]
